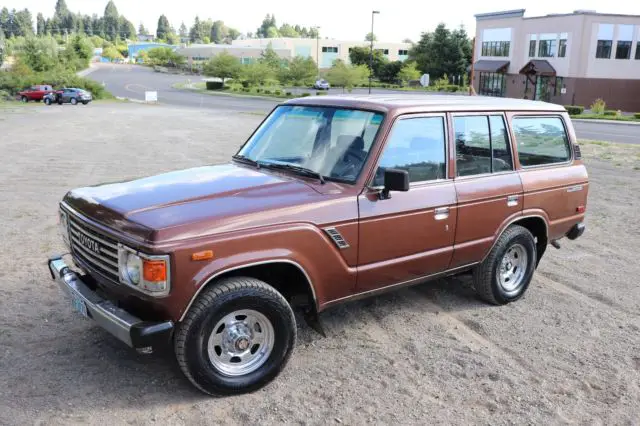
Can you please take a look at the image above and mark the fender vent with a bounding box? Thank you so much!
[324,227,350,249]
[573,144,582,159]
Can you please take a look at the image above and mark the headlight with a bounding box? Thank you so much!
[118,245,170,296]
[58,209,70,248]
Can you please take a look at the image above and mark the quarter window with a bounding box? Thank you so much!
[374,117,446,185]
[454,115,513,176]
[512,116,571,166]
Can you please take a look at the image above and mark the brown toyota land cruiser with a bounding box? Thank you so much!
[48,95,588,395]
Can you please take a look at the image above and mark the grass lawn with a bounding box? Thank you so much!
[571,113,640,122]
[579,139,640,170]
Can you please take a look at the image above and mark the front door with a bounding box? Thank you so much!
[449,113,523,268]
[357,114,457,291]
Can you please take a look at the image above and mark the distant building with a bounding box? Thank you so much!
[472,9,640,110]
[175,44,291,67]
[137,34,155,42]
[127,42,175,60]
[232,37,411,69]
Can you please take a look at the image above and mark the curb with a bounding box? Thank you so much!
[572,118,640,126]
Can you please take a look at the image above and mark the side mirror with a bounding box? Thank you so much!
[380,168,409,200]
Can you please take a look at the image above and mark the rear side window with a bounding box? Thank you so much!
[512,116,571,166]
[453,115,513,177]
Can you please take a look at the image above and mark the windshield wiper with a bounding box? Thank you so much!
[232,154,261,168]
[259,161,325,185]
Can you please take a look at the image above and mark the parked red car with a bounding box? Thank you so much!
[18,85,54,102]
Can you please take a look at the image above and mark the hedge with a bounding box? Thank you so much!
[564,105,584,115]
[603,110,617,116]
[635,113,640,119]
[205,81,224,90]
[0,70,112,100]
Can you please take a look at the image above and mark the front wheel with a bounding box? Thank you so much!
[21,96,28,103]
[44,98,52,105]
[175,277,296,395]
[473,225,537,305]
[71,98,78,105]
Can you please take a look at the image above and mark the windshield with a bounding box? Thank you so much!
[237,105,384,183]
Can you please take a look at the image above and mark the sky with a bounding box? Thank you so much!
[9,0,640,42]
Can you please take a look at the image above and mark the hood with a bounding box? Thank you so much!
[64,163,353,244]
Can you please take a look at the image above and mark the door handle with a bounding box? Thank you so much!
[507,195,519,207]
[434,207,449,220]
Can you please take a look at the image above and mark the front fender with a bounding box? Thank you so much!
[169,223,357,321]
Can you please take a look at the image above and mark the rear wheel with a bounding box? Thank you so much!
[71,98,78,105]
[44,98,52,105]
[473,225,537,305]
[175,277,296,395]
[21,96,28,103]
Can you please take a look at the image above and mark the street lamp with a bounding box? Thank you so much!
[315,26,321,78]
[369,10,380,94]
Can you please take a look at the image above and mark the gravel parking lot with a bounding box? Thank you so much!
[1,102,639,425]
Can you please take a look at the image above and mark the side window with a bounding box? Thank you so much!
[454,115,513,176]
[374,116,446,186]
[512,116,571,166]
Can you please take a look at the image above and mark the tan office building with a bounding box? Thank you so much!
[472,9,640,111]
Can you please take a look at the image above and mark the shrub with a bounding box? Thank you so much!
[590,98,606,114]
[241,80,250,88]
[274,90,282,95]
[564,105,584,115]
[316,92,327,96]
[0,69,112,99]
[205,81,224,90]
[445,85,460,92]
[264,90,272,95]
[256,88,262,93]
[603,110,617,116]
[242,87,250,92]
[300,93,311,97]
[634,113,640,119]
[285,91,293,96]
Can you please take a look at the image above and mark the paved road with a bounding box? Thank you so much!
[89,64,638,144]
[572,120,639,144]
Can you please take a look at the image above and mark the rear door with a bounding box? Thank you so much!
[357,114,457,291]
[450,113,523,268]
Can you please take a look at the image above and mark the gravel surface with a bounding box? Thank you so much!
[0,102,639,425]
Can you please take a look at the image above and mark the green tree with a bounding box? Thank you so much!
[103,1,120,40]
[397,62,421,85]
[20,36,59,71]
[147,46,184,66]
[83,15,93,35]
[365,32,377,42]
[281,56,317,86]
[120,18,136,40]
[0,29,5,67]
[138,23,148,35]
[13,9,34,37]
[279,23,298,38]
[203,51,242,84]
[37,13,46,36]
[348,45,388,79]
[102,45,123,61]
[166,32,180,45]
[409,23,470,81]
[256,14,277,38]
[326,60,369,92]
[156,15,170,40]
[54,0,69,18]
[259,42,282,70]
[227,28,241,43]
[211,20,227,44]
[69,34,93,64]
[179,21,187,38]
[241,61,275,86]
[189,16,206,42]
[0,8,9,36]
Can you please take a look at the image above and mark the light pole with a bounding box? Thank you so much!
[315,26,321,78]
[369,10,380,94]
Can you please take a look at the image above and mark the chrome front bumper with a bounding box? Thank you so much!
[48,256,173,351]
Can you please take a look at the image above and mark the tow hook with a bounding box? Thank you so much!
[550,240,561,249]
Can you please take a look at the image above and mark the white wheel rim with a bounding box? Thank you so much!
[207,309,275,376]
[497,243,528,294]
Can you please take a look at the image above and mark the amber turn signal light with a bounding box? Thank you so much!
[191,250,214,261]
[143,260,167,282]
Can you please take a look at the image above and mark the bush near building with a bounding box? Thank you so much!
[564,105,584,115]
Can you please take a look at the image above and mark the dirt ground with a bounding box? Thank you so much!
[1,102,639,425]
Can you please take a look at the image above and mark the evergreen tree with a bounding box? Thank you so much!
[37,13,46,35]
[211,20,227,44]
[103,1,119,40]
[156,14,170,40]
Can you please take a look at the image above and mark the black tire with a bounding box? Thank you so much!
[44,98,51,105]
[175,277,296,395]
[21,96,28,103]
[71,98,78,105]
[473,225,537,305]
[82,101,89,105]
[57,99,63,105]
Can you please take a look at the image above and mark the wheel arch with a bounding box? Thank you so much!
[179,260,317,322]
[484,214,549,266]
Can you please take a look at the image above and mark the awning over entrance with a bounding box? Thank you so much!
[472,60,510,73]
[519,60,556,76]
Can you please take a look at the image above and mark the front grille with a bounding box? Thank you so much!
[67,213,120,283]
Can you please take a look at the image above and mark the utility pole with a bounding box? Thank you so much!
[315,26,320,78]
[369,10,380,94]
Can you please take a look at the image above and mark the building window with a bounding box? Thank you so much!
[375,48,389,55]
[636,44,640,60]
[529,34,538,58]
[478,72,506,97]
[538,36,557,58]
[616,41,632,59]
[596,40,612,58]
[322,46,338,53]
[558,33,567,57]
[398,49,408,56]
[481,41,510,57]
[596,24,614,59]
[554,77,564,96]
[512,117,570,167]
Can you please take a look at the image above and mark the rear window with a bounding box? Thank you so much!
[512,116,571,167]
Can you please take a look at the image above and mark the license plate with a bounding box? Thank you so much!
[71,290,88,318]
